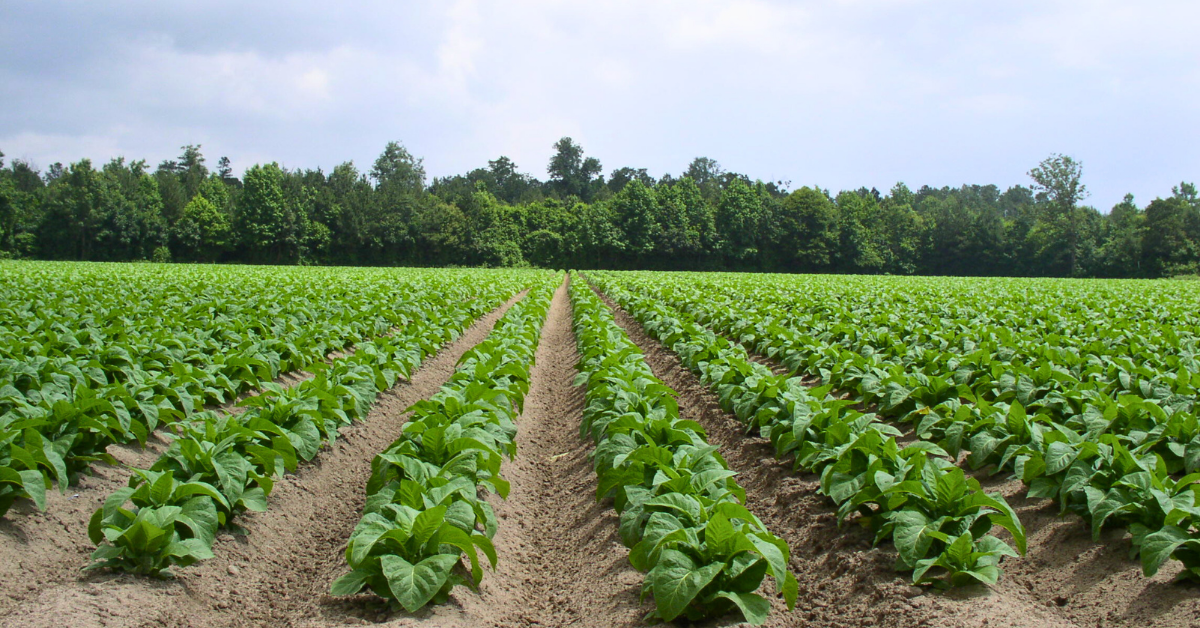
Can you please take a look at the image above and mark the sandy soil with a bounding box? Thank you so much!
[0,280,651,628]
[598,290,1089,628]
[0,293,523,628]
[7,278,1196,628]
[610,292,1200,628]
[372,275,647,628]
[0,322,401,617]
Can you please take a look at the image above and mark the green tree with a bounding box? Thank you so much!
[178,144,209,200]
[715,178,763,268]
[0,162,13,256]
[566,201,624,268]
[367,142,426,263]
[371,141,426,193]
[2,158,44,256]
[684,157,724,202]
[878,184,924,274]
[1095,194,1145,277]
[236,163,294,263]
[488,156,539,204]
[94,158,168,260]
[675,177,715,266]
[547,137,603,201]
[456,186,524,267]
[607,167,655,194]
[1028,154,1089,276]
[1143,193,1200,276]
[39,159,106,260]
[411,198,467,265]
[651,181,693,267]
[173,195,231,262]
[610,180,659,263]
[834,190,886,273]
[772,186,839,271]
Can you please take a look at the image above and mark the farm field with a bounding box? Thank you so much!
[1,261,1199,628]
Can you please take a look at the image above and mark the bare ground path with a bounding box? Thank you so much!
[595,287,1082,628]
[375,274,646,628]
[0,292,525,628]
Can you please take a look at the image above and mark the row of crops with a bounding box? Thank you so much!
[331,274,558,610]
[1,262,808,626]
[6,260,1197,626]
[0,263,545,535]
[587,270,1200,583]
[569,277,796,624]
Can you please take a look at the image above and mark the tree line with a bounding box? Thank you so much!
[1,138,1197,277]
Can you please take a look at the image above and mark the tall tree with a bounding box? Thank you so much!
[1028,154,1089,276]
[178,144,208,200]
[547,137,603,201]
[715,178,763,268]
[236,163,294,263]
[0,156,13,255]
[371,141,426,193]
[1095,194,1145,277]
[835,190,886,273]
[773,187,838,272]
[1143,193,1200,276]
[607,167,655,193]
[610,179,659,264]
[487,156,539,204]
[173,195,231,262]
[39,159,106,260]
[216,156,234,181]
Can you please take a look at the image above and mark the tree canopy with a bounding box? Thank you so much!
[2,140,1196,278]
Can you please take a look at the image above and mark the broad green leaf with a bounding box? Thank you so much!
[381,552,459,612]
[648,549,724,621]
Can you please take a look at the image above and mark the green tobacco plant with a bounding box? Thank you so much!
[330,275,558,611]
[569,277,796,625]
[330,504,496,612]
[87,470,226,576]
[588,273,1027,588]
[87,272,540,575]
[588,269,1200,581]
[1,266,540,519]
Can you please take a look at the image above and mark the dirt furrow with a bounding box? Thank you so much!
[0,320,408,616]
[644,290,1200,628]
[597,290,1081,628]
[0,292,525,628]
[378,275,646,628]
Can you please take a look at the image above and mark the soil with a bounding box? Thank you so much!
[372,275,646,628]
[0,292,524,628]
[5,277,1198,628]
[0,280,650,628]
[598,289,1200,628]
[0,319,410,617]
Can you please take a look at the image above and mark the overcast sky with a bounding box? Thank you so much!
[1,1,1196,209]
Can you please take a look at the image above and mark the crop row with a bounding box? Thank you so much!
[2,266,536,518]
[585,273,1026,588]
[330,274,559,611]
[86,273,537,575]
[598,271,1200,580]
[569,276,797,624]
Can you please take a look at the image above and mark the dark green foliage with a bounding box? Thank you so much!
[332,274,557,610]
[81,270,536,575]
[569,279,797,625]
[589,273,1027,588]
[1,142,1195,277]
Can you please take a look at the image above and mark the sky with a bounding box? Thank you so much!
[1,0,1197,210]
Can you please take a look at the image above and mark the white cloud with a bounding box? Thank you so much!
[1,0,1197,206]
